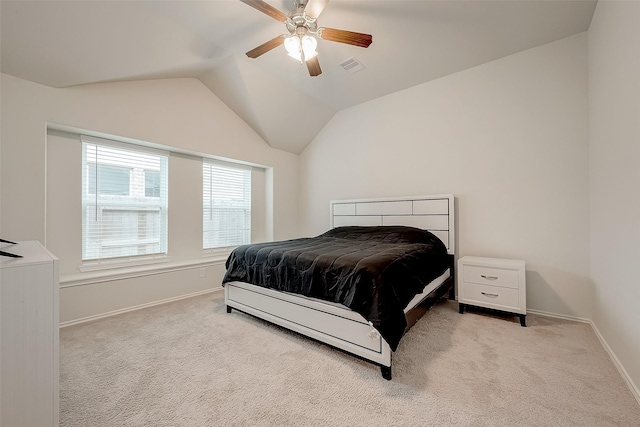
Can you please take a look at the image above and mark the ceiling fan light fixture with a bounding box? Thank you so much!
[241,0,372,76]
[284,34,318,62]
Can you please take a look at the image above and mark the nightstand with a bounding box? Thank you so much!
[457,256,526,326]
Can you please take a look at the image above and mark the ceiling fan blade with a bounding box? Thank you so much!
[306,56,322,76]
[239,0,288,22]
[304,0,329,18]
[246,35,285,58]
[318,27,372,48]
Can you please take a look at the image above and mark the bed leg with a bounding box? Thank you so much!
[381,366,392,381]
[448,284,456,301]
[226,306,232,313]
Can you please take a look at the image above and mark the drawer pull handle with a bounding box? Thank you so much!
[481,292,499,298]
[481,274,499,280]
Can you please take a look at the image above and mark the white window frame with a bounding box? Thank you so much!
[202,159,252,253]
[80,136,169,269]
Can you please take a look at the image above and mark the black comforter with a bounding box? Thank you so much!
[222,226,449,351]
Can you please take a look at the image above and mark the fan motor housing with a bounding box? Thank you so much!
[286,8,317,34]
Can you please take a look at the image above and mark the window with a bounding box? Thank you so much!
[203,161,251,249]
[82,138,168,261]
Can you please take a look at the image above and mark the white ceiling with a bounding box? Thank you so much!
[1,0,597,154]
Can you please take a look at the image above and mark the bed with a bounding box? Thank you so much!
[223,194,455,380]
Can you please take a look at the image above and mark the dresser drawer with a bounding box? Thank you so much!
[462,265,519,289]
[461,282,520,310]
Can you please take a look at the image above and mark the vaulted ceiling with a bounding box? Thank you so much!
[1,0,597,154]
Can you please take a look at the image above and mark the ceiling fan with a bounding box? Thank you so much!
[240,0,373,76]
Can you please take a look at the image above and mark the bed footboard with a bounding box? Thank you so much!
[224,281,393,377]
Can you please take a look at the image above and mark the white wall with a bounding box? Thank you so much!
[588,0,640,396]
[299,33,592,319]
[0,74,298,323]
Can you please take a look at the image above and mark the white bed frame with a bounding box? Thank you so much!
[225,194,455,380]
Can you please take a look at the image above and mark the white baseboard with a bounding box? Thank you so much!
[59,287,223,328]
[589,319,640,406]
[528,308,640,406]
[527,308,592,324]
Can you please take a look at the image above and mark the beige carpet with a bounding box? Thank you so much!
[60,291,640,426]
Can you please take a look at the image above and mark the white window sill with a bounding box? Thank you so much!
[62,257,226,288]
[78,255,171,273]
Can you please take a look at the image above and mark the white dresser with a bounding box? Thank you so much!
[1,241,59,427]
[457,256,526,326]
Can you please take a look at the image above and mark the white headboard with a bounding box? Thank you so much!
[330,194,455,255]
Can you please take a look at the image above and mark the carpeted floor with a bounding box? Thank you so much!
[60,291,640,426]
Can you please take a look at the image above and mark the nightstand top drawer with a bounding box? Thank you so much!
[462,264,519,288]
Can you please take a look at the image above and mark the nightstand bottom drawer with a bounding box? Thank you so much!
[461,282,519,310]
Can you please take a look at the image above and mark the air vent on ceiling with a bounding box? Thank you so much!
[340,57,365,74]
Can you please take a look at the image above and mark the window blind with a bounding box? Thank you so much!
[82,137,169,261]
[203,160,251,249]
